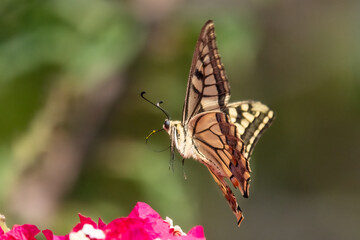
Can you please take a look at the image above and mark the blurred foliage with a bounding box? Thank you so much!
[0,0,360,240]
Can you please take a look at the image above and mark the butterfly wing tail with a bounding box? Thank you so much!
[207,167,244,226]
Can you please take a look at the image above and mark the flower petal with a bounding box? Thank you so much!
[72,214,98,232]
[1,224,40,240]
[42,229,69,240]
[97,219,106,230]
[187,226,205,239]
[105,218,153,240]
[128,202,162,221]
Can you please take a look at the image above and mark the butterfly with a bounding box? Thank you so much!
[142,20,274,226]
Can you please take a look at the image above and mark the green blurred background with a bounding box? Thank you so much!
[1,0,359,239]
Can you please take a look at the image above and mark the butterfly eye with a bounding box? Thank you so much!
[163,120,170,130]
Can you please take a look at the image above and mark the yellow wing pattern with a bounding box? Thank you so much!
[226,101,275,160]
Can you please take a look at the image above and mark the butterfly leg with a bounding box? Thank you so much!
[207,167,244,226]
[169,142,175,171]
[182,158,187,180]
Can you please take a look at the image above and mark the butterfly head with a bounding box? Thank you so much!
[162,119,185,154]
[162,119,181,136]
[162,119,173,138]
[163,119,170,131]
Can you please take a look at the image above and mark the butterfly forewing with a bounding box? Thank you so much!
[226,101,275,159]
[182,20,230,124]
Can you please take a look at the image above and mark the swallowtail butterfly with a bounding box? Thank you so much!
[142,20,274,226]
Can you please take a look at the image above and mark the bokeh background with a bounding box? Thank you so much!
[1,0,359,239]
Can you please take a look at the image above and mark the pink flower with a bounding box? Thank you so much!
[104,202,205,240]
[44,202,205,240]
[1,202,205,240]
[0,224,40,240]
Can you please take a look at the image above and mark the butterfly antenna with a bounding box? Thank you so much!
[141,91,171,120]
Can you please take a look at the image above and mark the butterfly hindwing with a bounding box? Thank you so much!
[182,20,230,124]
[191,112,251,198]
[207,166,244,226]
[225,101,275,160]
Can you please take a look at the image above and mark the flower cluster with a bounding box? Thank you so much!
[0,202,205,240]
